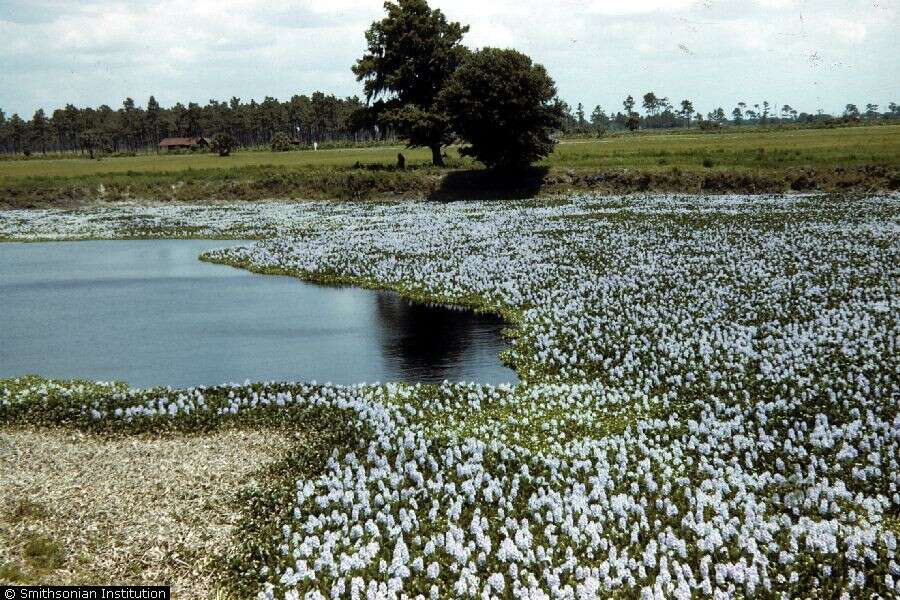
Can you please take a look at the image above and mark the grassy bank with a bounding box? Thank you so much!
[1,125,897,206]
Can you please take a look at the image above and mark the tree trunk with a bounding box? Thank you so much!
[430,144,444,167]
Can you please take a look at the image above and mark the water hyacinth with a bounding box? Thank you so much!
[1,193,898,598]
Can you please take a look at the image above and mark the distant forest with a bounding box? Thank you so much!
[0,93,379,156]
[0,92,897,156]
[566,95,899,136]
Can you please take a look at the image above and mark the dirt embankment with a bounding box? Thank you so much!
[0,427,294,596]
[542,164,900,195]
[1,164,897,208]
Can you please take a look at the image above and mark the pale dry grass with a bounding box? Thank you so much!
[0,426,294,598]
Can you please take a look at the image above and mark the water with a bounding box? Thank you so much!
[0,240,518,388]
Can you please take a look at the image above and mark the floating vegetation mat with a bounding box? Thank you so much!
[1,193,898,598]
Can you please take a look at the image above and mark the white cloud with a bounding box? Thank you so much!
[0,0,896,117]
[585,0,696,16]
[828,19,867,44]
[755,0,796,8]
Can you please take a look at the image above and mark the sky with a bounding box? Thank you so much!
[1,0,898,118]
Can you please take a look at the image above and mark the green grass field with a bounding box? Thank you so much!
[0,125,896,206]
[548,125,899,170]
[1,125,897,181]
[0,144,440,180]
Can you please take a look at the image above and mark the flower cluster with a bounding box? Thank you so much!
[2,193,898,598]
[0,202,324,240]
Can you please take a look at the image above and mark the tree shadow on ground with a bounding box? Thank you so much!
[428,166,549,201]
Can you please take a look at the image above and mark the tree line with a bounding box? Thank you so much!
[0,93,387,156]
[4,90,896,158]
[562,95,899,134]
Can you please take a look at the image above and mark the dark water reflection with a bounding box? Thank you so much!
[374,294,512,383]
[0,240,518,388]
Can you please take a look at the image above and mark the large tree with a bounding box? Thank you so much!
[440,48,563,169]
[354,0,469,166]
[8,114,26,153]
[642,92,660,116]
[679,99,694,127]
[30,109,50,154]
[590,105,609,133]
[576,102,587,129]
[145,95,161,147]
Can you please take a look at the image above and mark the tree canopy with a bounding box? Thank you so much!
[210,132,237,156]
[353,0,469,165]
[440,48,563,169]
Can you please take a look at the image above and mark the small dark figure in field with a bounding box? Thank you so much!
[397,153,406,170]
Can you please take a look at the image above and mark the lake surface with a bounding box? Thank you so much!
[0,240,518,388]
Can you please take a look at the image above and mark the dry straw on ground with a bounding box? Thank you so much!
[0,426,293,598]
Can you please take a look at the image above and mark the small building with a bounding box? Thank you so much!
[158,137,210,151]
